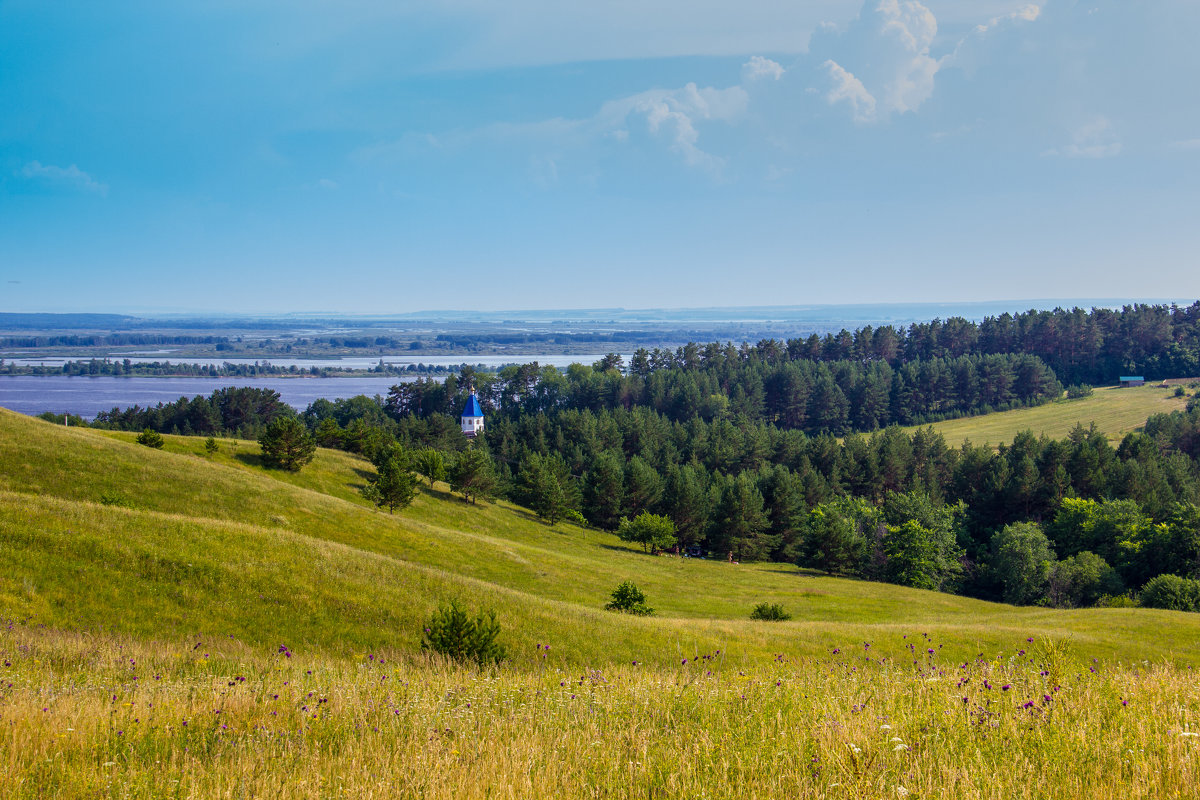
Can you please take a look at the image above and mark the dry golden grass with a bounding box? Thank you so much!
[3,623,1200,799]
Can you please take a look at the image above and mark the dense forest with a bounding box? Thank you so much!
[77,302,1200,611]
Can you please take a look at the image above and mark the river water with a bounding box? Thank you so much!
[0,375,420,419]
[2,353,613,369]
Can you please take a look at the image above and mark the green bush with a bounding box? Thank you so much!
[1065,384,1094,399]
[1140,574,1200,612]
[564,509,587,526]
[135,428,164,449]
[605,581,654,616]
[204,437,219,456]
[422,600,507,666]
[749,602,791,621]
[98,491,136,509]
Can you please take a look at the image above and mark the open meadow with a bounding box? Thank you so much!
[902,384,1192,448]
[4,408,1200,797]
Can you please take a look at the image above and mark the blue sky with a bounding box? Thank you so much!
[1,0,1198,314]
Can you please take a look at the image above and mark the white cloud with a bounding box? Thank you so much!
[1170,138,1200,151]
[818,0,940,122]
[819,1,1043,123]
[20,161,108,195]
[356,81,748,173]
[873,0,940,114]
[598,83,749,170]
[824,60,877,122]
[974,3,1040,34]
[742,55,785,82]
[943,2,1040,72]
[1045,117,1122,159]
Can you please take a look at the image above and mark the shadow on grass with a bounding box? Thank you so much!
[234,452,267,469]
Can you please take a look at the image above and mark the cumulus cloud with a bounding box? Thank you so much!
[1045,117,1122,159]
[975,4,1041,34]
[943,3,1041,72]
[742,55,785,82]
[824,60,877,122]
[819,0,940,121]
[20,161,108,195]
[598,83,749,170]
[820,0,1041,122]
[356,80,749,174]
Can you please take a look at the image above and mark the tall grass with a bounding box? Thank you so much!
[3,623,1199,799]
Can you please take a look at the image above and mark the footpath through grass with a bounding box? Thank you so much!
[904,384,1191,448]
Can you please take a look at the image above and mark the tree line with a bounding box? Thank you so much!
[386,352,1063,438]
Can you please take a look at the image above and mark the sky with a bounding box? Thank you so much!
[1,0,1198,314]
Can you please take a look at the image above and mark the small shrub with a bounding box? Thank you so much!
[204,437,219,456]
[1095,592,1138,608]
[135,429,164,449]
[1174,386,1186,397]
[1140,574,1200,612]
[564,509,587,526]
[422,600,507,666]
[98,491,136,509]
[749,602,791,621]
[1065,384,1094,399]
[605,581,654,616]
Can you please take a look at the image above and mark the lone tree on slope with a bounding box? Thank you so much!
[258,416,316,472]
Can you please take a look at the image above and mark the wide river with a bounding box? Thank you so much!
[0,375,421,419]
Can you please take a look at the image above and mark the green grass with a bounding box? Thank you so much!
[5,407,1200,669]
[8,407,1200,797]
[904,385,1190,448]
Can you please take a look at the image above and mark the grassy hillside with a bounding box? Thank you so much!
[4,406,1200,667]
[904,384,1191,447]
[6,407,1200,798]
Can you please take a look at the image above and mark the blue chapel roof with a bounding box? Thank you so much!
[462,393,484,418]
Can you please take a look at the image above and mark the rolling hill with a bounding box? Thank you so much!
[3,406,1200,667]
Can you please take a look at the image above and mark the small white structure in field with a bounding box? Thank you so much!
[461,392,485,437]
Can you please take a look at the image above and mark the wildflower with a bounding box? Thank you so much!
[848,744,861,754]
[1180,732,1199,738]
[1002,684,1011,691]
[894,744,909,751]
[897,787,910,797]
